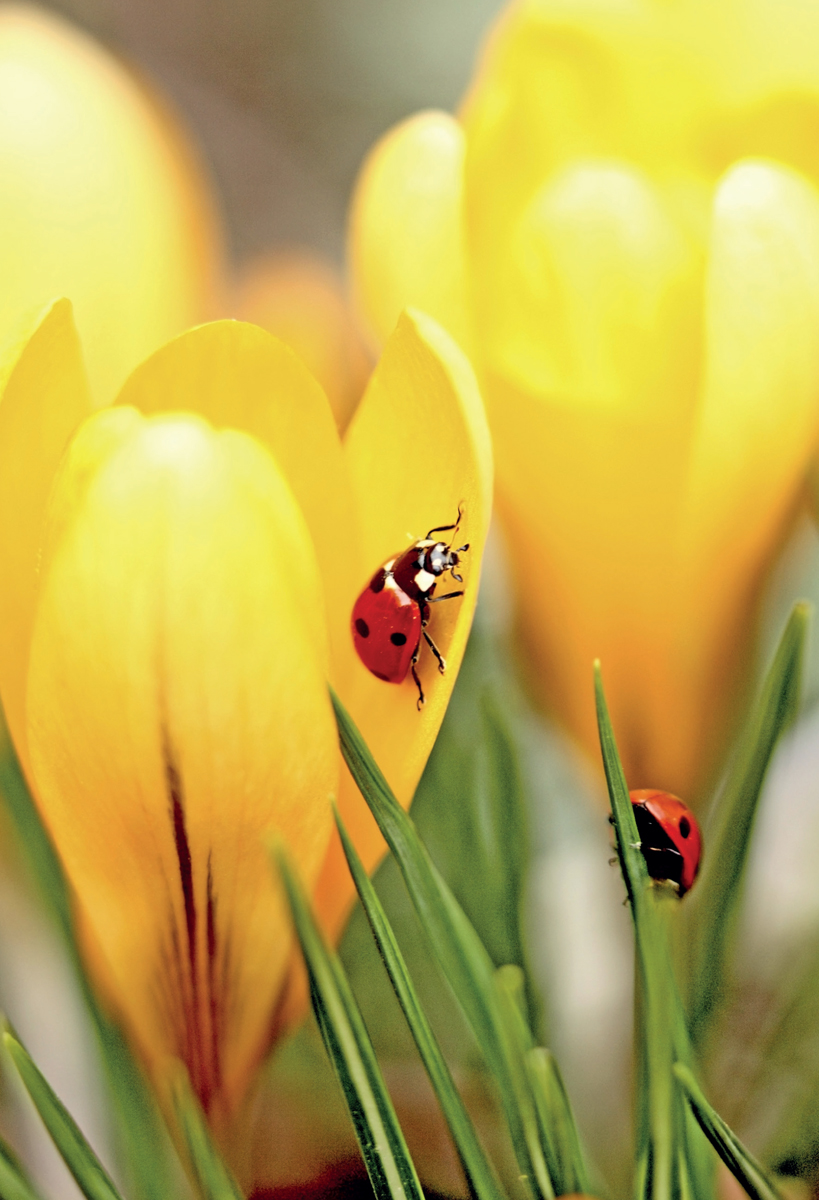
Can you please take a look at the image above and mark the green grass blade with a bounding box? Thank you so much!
[3,1032,124,1200]
[526,1048,592,1197]
[330,688,551,1199]
[335,809,506,1200]
[274,844,424,1200]
[673,1065,782,1200]
[0,732,72,945]
[169,1068,243,1200]
[688,603,809,1044]
[0,728,172,1200]
[408,633,532,990]
[0,1134,46,1200]
[593,661,648,910]
[594,663,696,1200]
[490,969,555,1200]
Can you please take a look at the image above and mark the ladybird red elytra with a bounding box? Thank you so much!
[351,510,469,708]
[628,789,702,897]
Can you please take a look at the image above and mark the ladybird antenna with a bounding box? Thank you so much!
[425,503,464,543]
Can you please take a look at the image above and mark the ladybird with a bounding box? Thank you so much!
[351,511,469,708]
[628,789,702,897]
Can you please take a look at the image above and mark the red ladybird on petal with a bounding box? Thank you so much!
[351,510,469,708]
[629,789,702,897]
[352,561,421,684]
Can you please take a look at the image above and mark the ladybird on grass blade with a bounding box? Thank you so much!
[628,789,702,897]
[351,510,469,709]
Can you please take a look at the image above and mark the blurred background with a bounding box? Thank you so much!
[37,0,504,264]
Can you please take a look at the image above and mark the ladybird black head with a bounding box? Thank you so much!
[427,542,452,576]
[426,542,467,581]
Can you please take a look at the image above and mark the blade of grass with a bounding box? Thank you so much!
[330,688,552,1199]
[594,663,699,1200]
[673,1065,783,1200]
[409,630,533,1005]
[490,967,555,1200]
[0,729,172,1200]
[273,844,424,1200]
[526,1048,592,1197]
[687,603,809,1045]
[169,1068,243,1200]
[3,1031,124,1200]
[335,809,506,1200]
[0,1134,46,1200]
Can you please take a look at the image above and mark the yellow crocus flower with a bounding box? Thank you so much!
[0,5,222,405]
[349,0,819,798]
[0,299,491,1131]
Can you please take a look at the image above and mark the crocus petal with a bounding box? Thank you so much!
[115,320,360,673]
[478,164,708,790]
[26,411,337,1120]
[461,0,714,269]
[487,160,703,411]
[0,5,222,404]
[236,252,371,435]
[681,159,819,622]
[678,0,819,111]
[0,299,93,770]
[312,309,493,940]
[348,111,472,355]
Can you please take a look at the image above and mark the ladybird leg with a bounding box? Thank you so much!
[427,590,464,603]
[410,641,425,709]
[411,662,425,708]
[422,628,447,674]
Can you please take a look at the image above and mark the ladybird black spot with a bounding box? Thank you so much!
[679,816,690,839]
[355,618,370,638]
[390,632,407,646]
[369,569,386,594]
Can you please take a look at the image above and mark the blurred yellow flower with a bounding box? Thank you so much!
[0,298,491,1131]
[349,0,819,798]
[0,4,223,404]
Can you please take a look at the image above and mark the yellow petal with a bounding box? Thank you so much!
[479,172,705,795]
[312,309,493,941]
[461,0,715,273]
[0,6,223,403]
[26,410,337,1121]
[680,159,819,615]
[0,298,93,771]
[680,0,819,110]
[349,111,472,356]
[115,320,360,674]
[235,252,371,435]
[487,160,704,412]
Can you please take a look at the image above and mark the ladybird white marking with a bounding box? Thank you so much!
[414,568,436,592]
